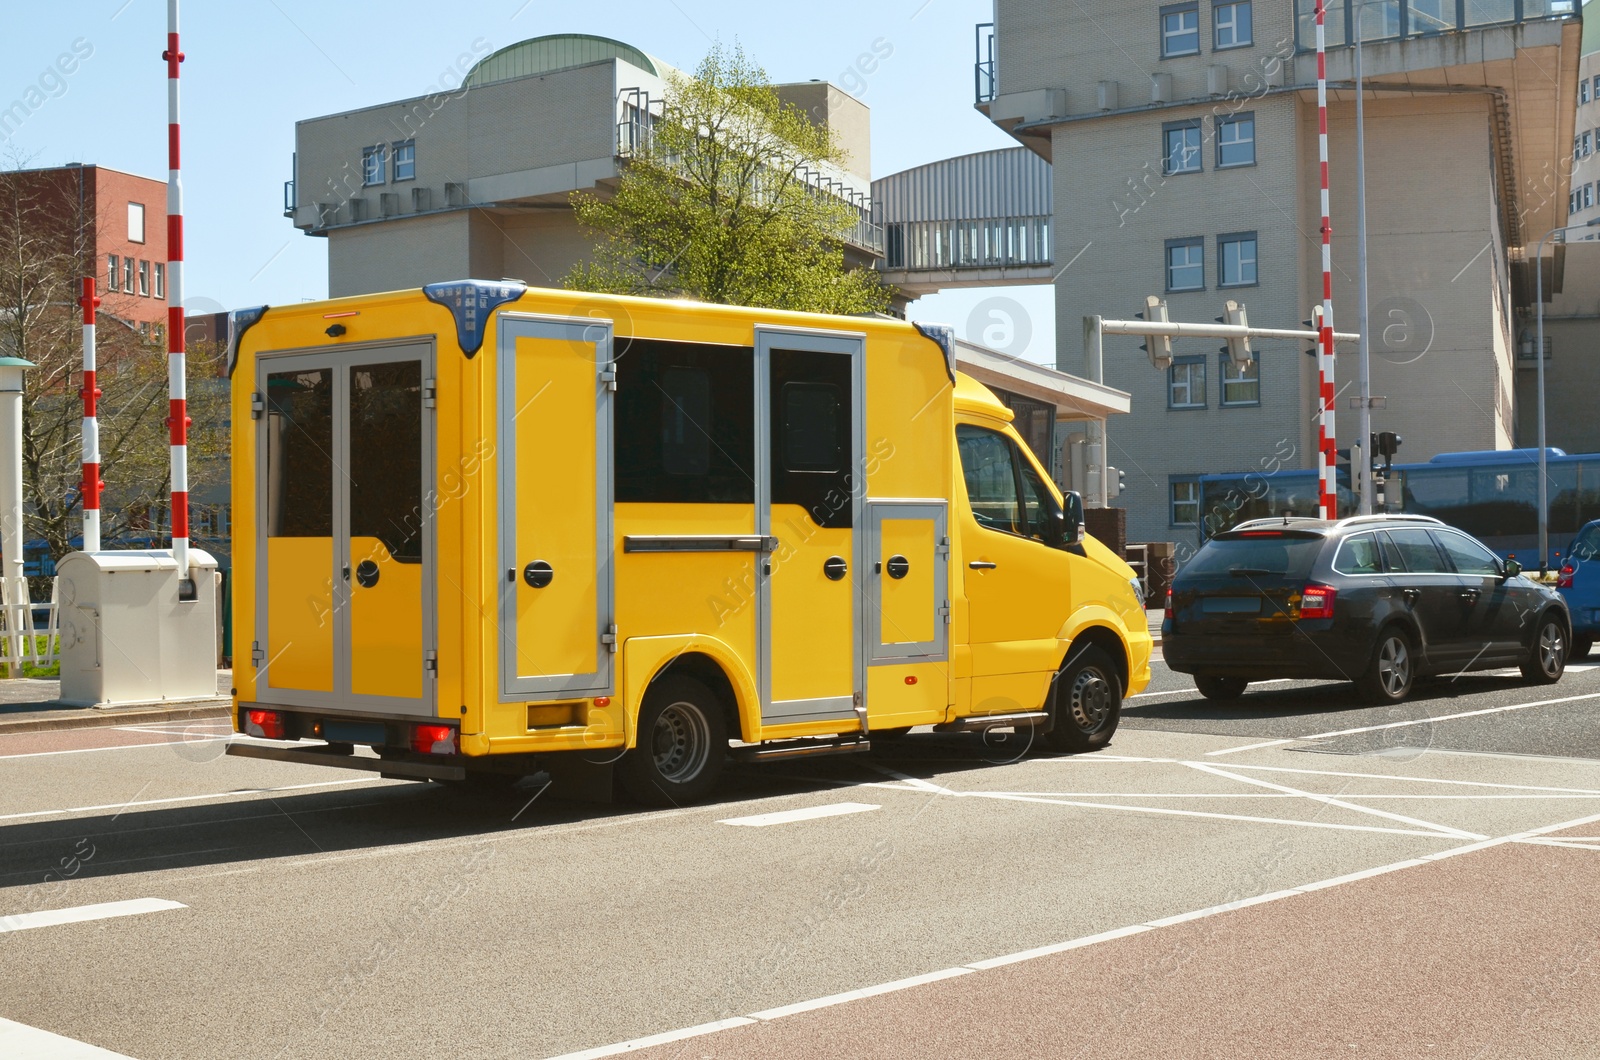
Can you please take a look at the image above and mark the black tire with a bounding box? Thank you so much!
[1572,635,1593,662]
[1521,614,1568,685]
[1043,644,1122,753]
[1356,626,1416,705]
[1195,676,1249,701]
[619,675,728,806]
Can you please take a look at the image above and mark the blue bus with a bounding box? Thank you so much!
[1197,448,1600,565]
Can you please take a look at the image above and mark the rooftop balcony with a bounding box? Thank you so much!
[1293,0,1576,51]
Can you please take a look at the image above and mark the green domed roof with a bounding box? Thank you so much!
[464,34,659,87]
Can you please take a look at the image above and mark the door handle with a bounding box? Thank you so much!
[1459,589,1480,601]
[523,561,554,588]
[1402,588,1420,604]
[969,560,998,570]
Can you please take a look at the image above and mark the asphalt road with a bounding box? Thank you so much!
[3,660,1600,1059]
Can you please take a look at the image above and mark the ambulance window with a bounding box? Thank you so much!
[957,425,1021,535]
[781,383,841,472]
[264,369,333,538]
[771,347,853,528]
[348,362,423,562]
[660,367,711,477]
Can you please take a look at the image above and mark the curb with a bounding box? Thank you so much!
[0,699,233,735]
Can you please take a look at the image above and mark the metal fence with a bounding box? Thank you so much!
[1294,0,1576,51]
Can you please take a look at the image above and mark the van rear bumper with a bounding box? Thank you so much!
[226,740,467,781]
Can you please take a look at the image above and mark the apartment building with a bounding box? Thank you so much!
[978,1,1580,544]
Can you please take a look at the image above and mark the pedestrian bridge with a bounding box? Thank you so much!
[872,146,1053,297]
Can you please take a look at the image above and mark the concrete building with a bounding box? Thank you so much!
[977,1,1581,544]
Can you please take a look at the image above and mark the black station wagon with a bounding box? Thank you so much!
[1163,515,1571,704]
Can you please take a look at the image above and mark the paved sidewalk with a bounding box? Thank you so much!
[0,669,232,734]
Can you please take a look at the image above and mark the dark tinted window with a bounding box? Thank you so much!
[1184,535,1322,578]
[1570,523,1600,562]
[1434,530,1499,576]
[264,368,333,538]
[615,340,753,503]
[958,425,1021,534]
[780,382,840,472]
[1333,533,1383,575]
[349,362,423,562]
[1385,528,1448,573]
[1017,454,1061,545]
[771,347,853,528]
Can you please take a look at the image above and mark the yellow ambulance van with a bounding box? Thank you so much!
[225,282,1151,803]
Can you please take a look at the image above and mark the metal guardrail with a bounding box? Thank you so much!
[974,22,997,104]
[1294,0,1576,52]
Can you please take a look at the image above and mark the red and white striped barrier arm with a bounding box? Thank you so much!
[79,277,102,553]
[164,0,189,571]
[1315,0,1338,520]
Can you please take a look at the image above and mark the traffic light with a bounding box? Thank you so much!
[1302,305,1324,357]
[1220,299,1251,368]
[1135,295,1173,370]
[1106,466,1126,499]
[1374,431,1402,458]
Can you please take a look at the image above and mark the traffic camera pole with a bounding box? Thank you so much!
[79,278,102,553]
[1315,0,1339,521]
[164,0,189,574]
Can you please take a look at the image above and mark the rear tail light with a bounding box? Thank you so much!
[244,708,286,740]
[1557,564,1576,589]
[1164,589,1174,621]
[1298,584,1337,620]
[412,723,458,755]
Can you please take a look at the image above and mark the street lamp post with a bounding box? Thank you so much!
[1533,224,1587,572]
[1354,6,1375,514]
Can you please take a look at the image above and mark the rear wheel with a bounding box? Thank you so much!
[1521,615,1568,685]
[1356,627,1415,705]
[1572,635,1593,662]
[1043,645,1122,753]
[619,675,728,806]
[1195,676,1249,702]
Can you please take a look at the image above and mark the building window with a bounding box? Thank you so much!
[1593,74,1600,99]
[392,140,416,182]
[123,258,135,293]
[1219,353,1260,406]
[137,260,150,297]
[1217,113,1255,167]
[1160,3,1201,57]
[107,255,118,291]
[362,145,386,186]
[1587,183,1596,210]
[1218,232,1258,287]
[1585,79,1593,105]
[1163,120,1203,174]
[1169,357,1207,408]
[153,262,165,299]
[128,202,145,243]
[1166,237,1205,291]
[1214,1,1252,48]
[1584,131,1593,157]
[1171,478,1201,526]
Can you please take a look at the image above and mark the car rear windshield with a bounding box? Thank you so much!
[1573,524,1600,562]
[1183,534,1323,578]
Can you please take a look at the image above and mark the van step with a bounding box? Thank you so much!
[934,711,1051,734]
[731,737,872,762]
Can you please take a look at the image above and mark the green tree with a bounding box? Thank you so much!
[566,43,893,315]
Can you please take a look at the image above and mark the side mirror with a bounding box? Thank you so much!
[1501,558,1522,581]
[1062,490,1084,547]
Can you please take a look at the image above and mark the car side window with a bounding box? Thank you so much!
[1434,531,1500,576]
[957,425,1021,534]
[1016,452,1061,545]
[1385,528,1448,573]
[1334,533,1383,575]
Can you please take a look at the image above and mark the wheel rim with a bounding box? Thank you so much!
[1539,623,1565,676]
[1378,636,1410,697]
[1068,667,1113,733]
[651,701,711,783]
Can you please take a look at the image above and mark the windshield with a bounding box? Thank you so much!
[1572,524,1600,563]
[1183,535,1323,579]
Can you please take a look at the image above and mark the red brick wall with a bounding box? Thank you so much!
[89,167,168,328]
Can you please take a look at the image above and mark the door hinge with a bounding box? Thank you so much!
[601,624,618,652]
[423,378,437,408]
[937,535,951,557]
[250,392,265,420]
[938,601,951,624]
[600,362,618,391]
[424,649,438,673]
[251,640,265,667]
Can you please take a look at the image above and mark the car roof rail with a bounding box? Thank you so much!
[1227,516,1329,532]
[1336,514,1446,529]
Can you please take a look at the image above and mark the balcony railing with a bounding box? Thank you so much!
[1294,0,1576,51]
[974,22,997,104]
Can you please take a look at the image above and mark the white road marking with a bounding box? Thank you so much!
[0,735,293,761]
[0,777,390,824]
[0,1017,137,1058]
[1203,690,1600,757]
[718,802,879,827]
[0,898,185,935]
[543,806,1600,1060]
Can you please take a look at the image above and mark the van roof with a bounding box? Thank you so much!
[954,372,1013,422]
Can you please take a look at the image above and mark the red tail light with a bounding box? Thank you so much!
[1557,564,1576,589]
[412,723,458,755]
[244,708,285,740]
[1164,588,1174,621]
[1298,584,1337,620]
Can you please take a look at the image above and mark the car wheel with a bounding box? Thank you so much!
[619,675,728,806]
[1572,635,1594,662]
[1356,627,1415,705]
[1520,615,1567,685]
[1043,644,1122,753]
[1195,676,1249,701]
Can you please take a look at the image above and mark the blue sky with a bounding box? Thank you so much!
[1,0,1057,364]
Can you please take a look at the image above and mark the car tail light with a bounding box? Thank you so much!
[244,709,285,740]
[1557,564,1576,589]
[1298,584,1337,620]
[412,723,458,755]
[1164,588,1174,621]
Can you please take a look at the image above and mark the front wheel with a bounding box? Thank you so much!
[619,675,728,806]
[1356,627,1415,705]
[1043,644,1122,753]
[1521,615,1568,685]
[1195,675,1249,701]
